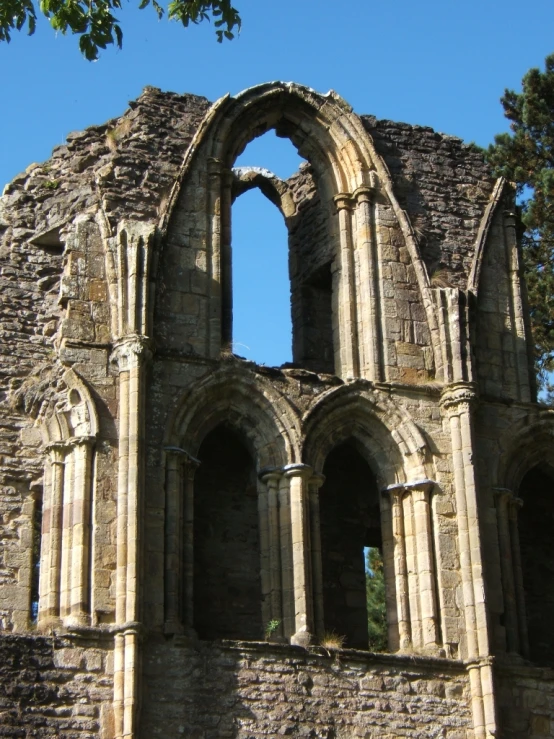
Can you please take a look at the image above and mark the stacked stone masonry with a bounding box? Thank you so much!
[0,81,552,738]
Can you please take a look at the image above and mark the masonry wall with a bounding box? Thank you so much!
[0,633,113,737]
[140,640,473,739]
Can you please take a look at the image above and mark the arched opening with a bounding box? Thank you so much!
[319,440,386,650]
[29,489,42,623]
[230,132,305,367]
[231,188,292,366]
[518,462,554,664]
[193,424,262,640]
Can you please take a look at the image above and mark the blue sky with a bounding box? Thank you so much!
[1,0,553,365]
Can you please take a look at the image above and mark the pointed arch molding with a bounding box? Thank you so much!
[38,368,99,445]
[302,382,430,486]
[166,366,302,469]
[496,410,554,490]
[156,81,441,379]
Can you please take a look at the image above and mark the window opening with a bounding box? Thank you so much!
[193,425,262,640]
[319,441,386,650]
[232,188,292,366]
[30,490,43,623]
[518,463,554,664]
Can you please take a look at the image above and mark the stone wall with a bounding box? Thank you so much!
[496,663,554,738]
[141,640,472,739]
[0,632,113,737]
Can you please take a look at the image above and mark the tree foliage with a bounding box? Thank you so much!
[366,546,388,652]
[0,0,240,59]
[487,54,554,397]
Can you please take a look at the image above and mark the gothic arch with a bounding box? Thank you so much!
[156,82,441,381]
[302,382,430,485]
[166,366,301,469]
[497,412,554,491]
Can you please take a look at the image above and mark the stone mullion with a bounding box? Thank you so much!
[68,437,95,626]
[278,473,294,638]
[384,485,411,650]
[285,464,314,646]
[334,194,359,378]
[508,496,529,658]
[354,186,382,381]
[308,473,325,641]
[493,489,519,654]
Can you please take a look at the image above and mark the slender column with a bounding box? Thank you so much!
[182,456,198,635]
[285,463,314,646]
[258,473,271,628]
[411,480,439,647]
[308,473,325,641]
[164,447,185,634]
[39,443,66,622]
[207,157,223,358]
[383,484,411,650]
[261,470,284,637]
[403,491,422,646]
[333,193,359,379]
[441,384,498,739]
[60,449,74,619]
[508,495,529,658]
[278,473,294,638]
[68,436,95,626]
[493,488,519,654]
[353,185,382,381]
[110,335,151,739]
[221,168,234,350]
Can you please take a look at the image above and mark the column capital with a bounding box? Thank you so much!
[308,473,326,492]
[164,446,200,468]
[259,466,282,484]
[283,463,313,481]
[383,478,436,500]
[207,157,223,177]
[69,434,96,449]
[352,185,375,205]
[439,382,478,416]
[45,440,70,461]
[333,192,355,211]
[110,335,152,372]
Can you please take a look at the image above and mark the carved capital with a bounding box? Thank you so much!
[164,446,200,473]
[259,467,282,486]
[333,192,355,212]
[383,478,436,501]
[283,463,313,481]
[110,335,152,372]
[207,157,223,178]
[440,382,478,416]
[353,185,375,205]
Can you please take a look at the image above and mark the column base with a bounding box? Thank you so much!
[290,630,313,647]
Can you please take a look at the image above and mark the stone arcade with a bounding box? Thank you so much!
[0,82,552,738]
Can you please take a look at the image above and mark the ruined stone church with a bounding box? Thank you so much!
[0,81,552,738]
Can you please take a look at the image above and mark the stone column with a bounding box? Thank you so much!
[441,383,497,739]
[182,455,199,636]
[59,448,74,620]
[508,494,529,658]
[163,447,194,635]
[383,483,411,650]
[39,442,66,623]
[260,469,284,638]
[278,472,294,638]
[111,335,151,739]
[284,463,314,646]
[353,185,382,382]
[207,157,223,359]
[67,436,95,626]
[411,480,439,647]
[308,473,325,641]
[493,488,519,654]
[221,167,234,351]
[333,193,359,379]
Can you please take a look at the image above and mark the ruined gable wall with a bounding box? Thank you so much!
[363,116,494,288]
